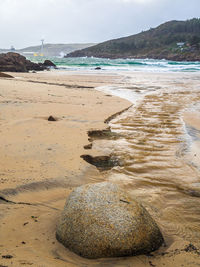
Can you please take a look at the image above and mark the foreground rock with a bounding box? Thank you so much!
[0,52,56,72]
[56,182,164,259]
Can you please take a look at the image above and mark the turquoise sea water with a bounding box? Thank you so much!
[27,56,200,72]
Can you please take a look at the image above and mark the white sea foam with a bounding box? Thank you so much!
[27,56,200,73]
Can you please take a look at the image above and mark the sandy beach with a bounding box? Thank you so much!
[0,70,200,267]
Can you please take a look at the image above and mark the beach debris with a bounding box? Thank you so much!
[56,182,164,259]
[80,154,120,171]
[2,255,13,259]
[149,261,156,267]
[48,116,57,122]
[87,128,120,141]
[184,243,200,254]
[0,72,13,78]
[83,143,93,150]
[0,52,56,72]
[31,215,38,222]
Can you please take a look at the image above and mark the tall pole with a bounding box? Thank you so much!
[41,39,44,56]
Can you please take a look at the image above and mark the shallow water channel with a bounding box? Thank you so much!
[96,72,200,249]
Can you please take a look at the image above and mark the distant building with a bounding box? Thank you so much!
[22,52,35,55]
[10,46,15,51]
[176,42,185,47]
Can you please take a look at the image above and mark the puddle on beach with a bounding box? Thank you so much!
[95,73,200,251]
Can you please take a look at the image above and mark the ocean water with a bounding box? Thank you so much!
[27,56,200,72]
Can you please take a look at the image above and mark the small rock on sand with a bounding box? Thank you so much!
[0,72,13,78]
[56,182,164,259]
[48,116,57,121]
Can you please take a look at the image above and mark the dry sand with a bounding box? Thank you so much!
[0,71,200,267]
[0,71,131,266]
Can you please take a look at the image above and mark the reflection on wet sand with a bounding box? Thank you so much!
[94,73,200,263]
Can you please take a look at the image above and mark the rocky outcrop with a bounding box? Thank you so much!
[0,52,56,72]
[66,19,200,62]
[80,154,121,171]
[47,115,57,121]
[56,182,164,259]
[0,72,13,78]
[43,60,56,67]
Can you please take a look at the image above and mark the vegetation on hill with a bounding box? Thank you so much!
[67,18,200,61]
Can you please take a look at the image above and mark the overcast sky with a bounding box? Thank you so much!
[0,0,199,49]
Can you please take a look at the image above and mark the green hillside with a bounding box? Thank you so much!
[67,18,200,61]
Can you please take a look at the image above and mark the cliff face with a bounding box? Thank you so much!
[66,18,200,61]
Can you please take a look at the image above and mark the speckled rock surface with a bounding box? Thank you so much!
[56,182,164,259]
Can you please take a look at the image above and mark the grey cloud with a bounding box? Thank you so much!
[0,0,199,48]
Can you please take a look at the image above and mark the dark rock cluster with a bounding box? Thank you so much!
[48,115,57,121]
[0,72,13,78]
[0,52,56,72]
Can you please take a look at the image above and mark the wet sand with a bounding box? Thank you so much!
[0,71,200,266]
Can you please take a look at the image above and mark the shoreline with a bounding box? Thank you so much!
[65,55,200,62]
[0,70,132,267]
[1,70,200,266]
